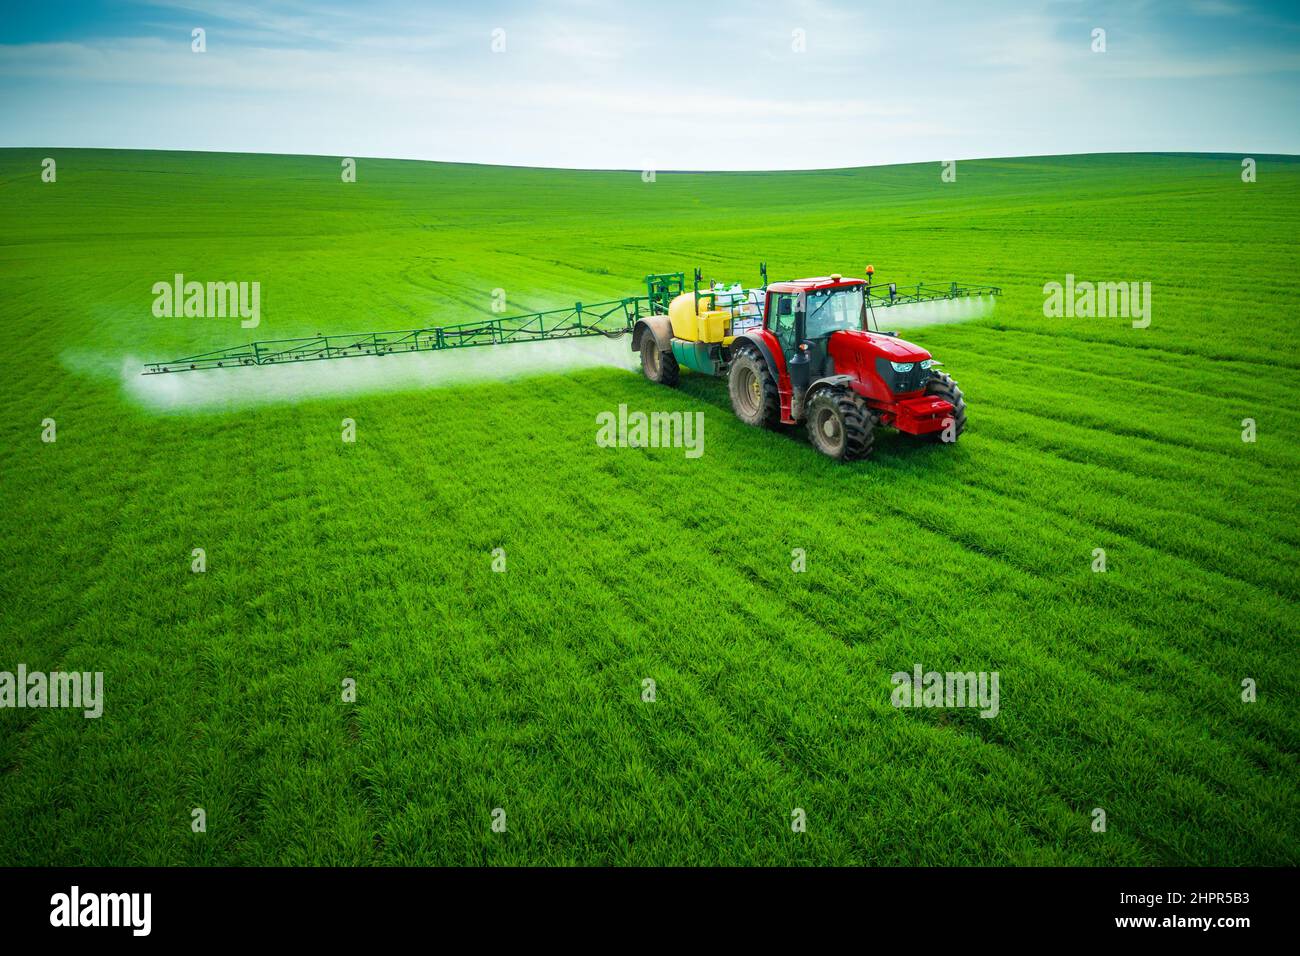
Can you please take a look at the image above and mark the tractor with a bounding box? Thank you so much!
[631,266,973,461]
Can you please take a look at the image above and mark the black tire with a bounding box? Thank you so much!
[640,336,680,387]
[924,370,966,443]
[728,348,779,428]
[806,389,874,461]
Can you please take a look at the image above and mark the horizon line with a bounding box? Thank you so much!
[2,145,1297,175]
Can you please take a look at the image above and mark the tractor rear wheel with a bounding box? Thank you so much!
[640,337,679,387]
[728,348,779,428]
[806,389,874,461]
[924,371,966,443]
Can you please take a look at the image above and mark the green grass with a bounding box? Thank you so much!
[0,148,1296,865]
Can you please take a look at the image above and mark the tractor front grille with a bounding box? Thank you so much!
[875,358,931,395]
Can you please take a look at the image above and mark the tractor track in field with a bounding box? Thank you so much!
[941,447,1300,606]
[977,325,1300,373]
[974,415,1300,530]
[961,455,1294,587]
[963,444,1295,571]
[966,387,1296,482]
[972,400,1294,512]
[970,399,1298,498]
[940,394,1300,533]
[946,325,1300,385]
[967,426,1300,561]
[953,324,1300,376]
[944,341,1299,409]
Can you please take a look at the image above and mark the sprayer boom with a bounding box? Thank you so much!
[143,293,657,374]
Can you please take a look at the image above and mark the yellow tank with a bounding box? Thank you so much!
[668,293,729,343]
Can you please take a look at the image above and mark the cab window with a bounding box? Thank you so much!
[805,287,864,339]
[769,293,799,352]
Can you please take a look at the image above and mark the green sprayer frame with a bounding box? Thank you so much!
[142,271,999,374]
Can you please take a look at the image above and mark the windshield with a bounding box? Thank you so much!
[804,287,871,338]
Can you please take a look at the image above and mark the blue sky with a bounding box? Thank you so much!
[2,0,1298,169]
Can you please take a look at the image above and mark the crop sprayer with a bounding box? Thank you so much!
[144,266,1000,461]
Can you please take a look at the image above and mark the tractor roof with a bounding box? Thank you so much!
[767,276,867,293]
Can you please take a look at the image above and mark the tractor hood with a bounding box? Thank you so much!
[829,328,931,363]
[827,329,934,397]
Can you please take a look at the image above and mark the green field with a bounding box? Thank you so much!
[0,148,1296,865]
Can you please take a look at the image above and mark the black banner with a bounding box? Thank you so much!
[0,866,1279,941]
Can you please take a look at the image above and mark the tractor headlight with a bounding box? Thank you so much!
[890,361,914,373]
[920,359,937,369]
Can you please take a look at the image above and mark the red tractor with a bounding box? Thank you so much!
[631,267,988,461]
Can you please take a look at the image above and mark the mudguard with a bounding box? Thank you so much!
[795,374,856,420]
[806,374,855,396]
[728,331,779,378]
[631,315,673,353]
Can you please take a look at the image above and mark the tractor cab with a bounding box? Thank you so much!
[764,275,872,380]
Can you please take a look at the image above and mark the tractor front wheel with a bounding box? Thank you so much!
[640,337,680,387]
[806,390,874,461]
[728,349,779,428]
[924,371,966,443]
